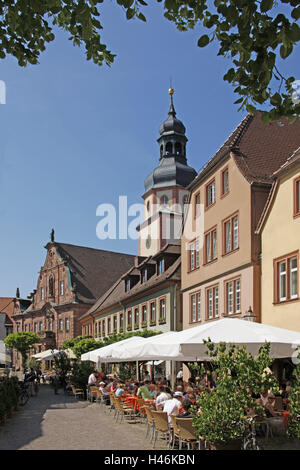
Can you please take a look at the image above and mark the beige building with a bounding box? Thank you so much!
[257,148,300,332]
[181,112,300,330]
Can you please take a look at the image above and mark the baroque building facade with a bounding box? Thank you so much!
[11,237,135,369]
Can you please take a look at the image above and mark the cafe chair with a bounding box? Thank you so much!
[175,417,201,450]
[71,385,84,400]
[151,411,171,449]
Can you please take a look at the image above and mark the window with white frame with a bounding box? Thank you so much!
[191,292,201,323]
[150,302,156,324]
[226,279,241,314]
[205,228,217,264]
[188,239,200,271]
[275,254,298,302]
[206,286,219,319]
[159,298,166,322]
[206,180,216,207]
[224,214,239,254]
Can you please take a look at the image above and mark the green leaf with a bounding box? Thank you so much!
[197,34,210,47]
[126,8,135,20]
[291,6,300,21]
[260,0,274,13]
[280,43,293,59]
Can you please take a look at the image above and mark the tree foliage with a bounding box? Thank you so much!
[4,332,41,371]
[71,337,100,358]
[287,349,300,439]
[0,1,299,120]
[192,340,279,444]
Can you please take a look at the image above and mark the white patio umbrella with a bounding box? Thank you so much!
[32,349,59,359]
[105,319,300,362]
[179,318,300,360]
[106,331,198,362]
[80,336,147,363]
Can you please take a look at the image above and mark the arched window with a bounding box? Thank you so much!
[175,142,181,155]
[49,276,54,297]
[160,145,164,158]
[160,195,168,206]
[166,142,173,154]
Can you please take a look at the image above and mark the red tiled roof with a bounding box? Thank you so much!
[0,298,14,318]
[53,243,136,305]
[190,112,300,188]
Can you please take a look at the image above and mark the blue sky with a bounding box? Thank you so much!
[0,2,299,298]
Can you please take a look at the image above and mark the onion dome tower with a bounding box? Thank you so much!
[138,89,197,257]
[144,88,197,193]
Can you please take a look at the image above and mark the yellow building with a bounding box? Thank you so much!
[257,148,300,331]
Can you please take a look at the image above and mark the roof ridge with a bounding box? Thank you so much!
[56,242,136,258]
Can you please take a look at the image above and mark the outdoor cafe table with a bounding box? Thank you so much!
[124,396,154,414]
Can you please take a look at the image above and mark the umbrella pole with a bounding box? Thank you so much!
[171,361,175,390]
[136,361,139,381]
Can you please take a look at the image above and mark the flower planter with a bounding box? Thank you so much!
[209,439,242,450]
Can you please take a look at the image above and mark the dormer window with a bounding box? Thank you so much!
[141,269,147,283]
[125,278,131,292]
[158,258,165,275]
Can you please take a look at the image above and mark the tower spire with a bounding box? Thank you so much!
[168,86,176,116]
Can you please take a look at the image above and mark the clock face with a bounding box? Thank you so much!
[146,234,151,249]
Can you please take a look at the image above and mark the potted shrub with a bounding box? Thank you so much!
[192,340,279,450]
[287,348,300,440]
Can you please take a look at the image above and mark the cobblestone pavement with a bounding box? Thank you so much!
[0,385,167,450]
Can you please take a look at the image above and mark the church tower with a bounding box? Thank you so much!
[138,89,197,256]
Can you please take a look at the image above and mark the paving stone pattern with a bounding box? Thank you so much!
[0,385,167,450]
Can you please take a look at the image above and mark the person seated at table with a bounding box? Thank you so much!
[98,381,110,405]
[109,378,118,394]
[257,391,281,418]
[148,383,158,399]
[137,380,152,400]
[184,386,197,405]
[155,386,170,410]
[163,391,184,426]
[177,398,193,418]
[115,383,126,397]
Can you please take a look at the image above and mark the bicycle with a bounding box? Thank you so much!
[33,378,39,395]
[19,381,30,406]
[242,416,262,450]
